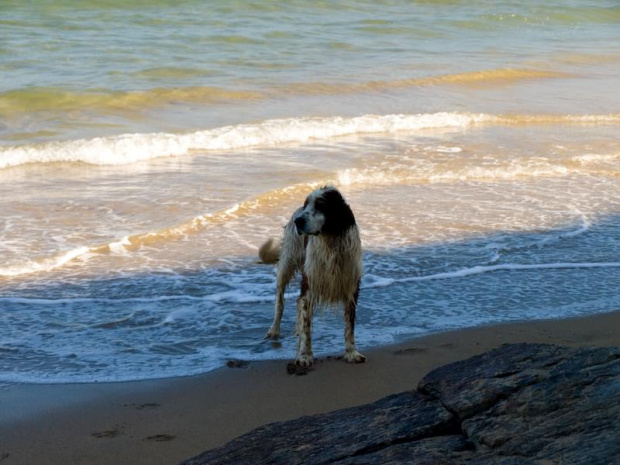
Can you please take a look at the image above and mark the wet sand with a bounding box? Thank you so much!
[1,310,618,465]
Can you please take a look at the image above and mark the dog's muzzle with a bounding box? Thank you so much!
[294,215,306,235]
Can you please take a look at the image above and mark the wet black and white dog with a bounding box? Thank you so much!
[260,186,365,368]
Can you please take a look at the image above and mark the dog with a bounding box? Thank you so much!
[261,186,366,367]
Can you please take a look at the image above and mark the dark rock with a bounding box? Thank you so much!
[180,391,458,465]
[418,343,571,419]
[336,435,470,465]
[181,344,620,464]
[418,343,620,464]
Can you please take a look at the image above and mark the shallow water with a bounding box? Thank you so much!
[1,0,619,383]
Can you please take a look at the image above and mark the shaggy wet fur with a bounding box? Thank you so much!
[261,186,366,367]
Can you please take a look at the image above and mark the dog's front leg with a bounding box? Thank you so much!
[294,296,314,367]
[344,284,366,363]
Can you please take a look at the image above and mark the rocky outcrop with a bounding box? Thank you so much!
[180,344,620,465]
[418,343,620,464]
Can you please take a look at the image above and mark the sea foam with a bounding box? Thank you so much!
[0,246,90,277]
[3,112,617,171]
[0,113,491,169]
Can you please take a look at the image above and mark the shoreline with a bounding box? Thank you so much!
[1,310,619,465]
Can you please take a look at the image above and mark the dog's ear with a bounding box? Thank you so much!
[319,189,356,235]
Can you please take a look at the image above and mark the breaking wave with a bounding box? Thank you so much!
[0,112,490,169]
[2,112,619,170]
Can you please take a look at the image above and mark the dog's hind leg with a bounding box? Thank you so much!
[344,281,366,363]
[265,257,296,339]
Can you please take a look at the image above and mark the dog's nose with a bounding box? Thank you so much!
[294,216,306,231]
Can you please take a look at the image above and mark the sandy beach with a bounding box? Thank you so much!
[1,310,618,465]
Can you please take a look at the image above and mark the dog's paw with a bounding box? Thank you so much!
[294,355,314,368]
[264,328,280,340]
[344,350,367,364]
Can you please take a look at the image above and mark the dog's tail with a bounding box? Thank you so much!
[258,238,281,264]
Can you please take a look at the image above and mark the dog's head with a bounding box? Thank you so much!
[294,186,356,236]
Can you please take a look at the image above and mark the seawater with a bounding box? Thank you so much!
[1,0,620,383]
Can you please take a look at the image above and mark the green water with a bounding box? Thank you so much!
[1,0,619,142]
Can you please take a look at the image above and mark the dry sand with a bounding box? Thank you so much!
[1,310,618,465]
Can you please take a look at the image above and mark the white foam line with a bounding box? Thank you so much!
[108,236,131,255]
[483,216,591,262]
[363,261,620,289]
[0,246,90,277]
[0,295,203,305]
[561,215,591,238]
[3,262,620,306]
[0,291,298,306]
[403,261,620,283]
